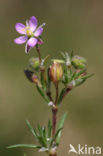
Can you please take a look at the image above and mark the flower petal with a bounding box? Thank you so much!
[27,37,38,47]
[14,36,27,44]
[34,23,45,37]
[29,16,37,32]
[25,43,31,53]
[15,23,26,34]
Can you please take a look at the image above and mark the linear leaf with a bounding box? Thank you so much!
[50,128,63,146]
[8,144,41,149]
[26,120,37,138]
[37,136,47,147]
[47,119,52,138]
[36,86,49,103]
[57,88,67,105]
[81,73,94,80]
[73,68,86,79]
[42,127,47,143]
[37,125,47,147]
[56,112,68,145]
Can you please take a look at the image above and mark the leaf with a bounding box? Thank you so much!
[63,67,69,84]
[75,73,94,87]
[73,68,87,79]
[40,72,46,90]
[8,144,41,149]
[42,127,47,143]
[47,119,52,138]
[50,128,63,146]
[57,88,67,105]
[75,79,85,87]
[37,125,47,147]
[36,86,49,103]
[37,136,47,147]
[38,124,43,136]
[44,55,51,65]
[26,120,37,139]
[56,112,68,145]
[81,73,94,80]
[61,52,66,60]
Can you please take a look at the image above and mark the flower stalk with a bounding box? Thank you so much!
[36,46,42,63]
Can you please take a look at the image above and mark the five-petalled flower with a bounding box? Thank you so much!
[14,16,45,53]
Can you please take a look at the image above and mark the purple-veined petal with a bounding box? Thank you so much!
[34,23,45,37]
[15,23,26,34]
[27,37,38,47]
[38,38,43,45]
[14,36,27,44]
[25,43,31,53]
[29,16,37,32]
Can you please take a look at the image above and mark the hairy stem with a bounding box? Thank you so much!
[55,83,59,104]
[52,83,59,136]
[52,107,58,136]
[50,83,59,156]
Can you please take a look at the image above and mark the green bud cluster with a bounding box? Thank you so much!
[24,52,93,106]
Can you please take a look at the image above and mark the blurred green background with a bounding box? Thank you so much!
[0,0,103,156]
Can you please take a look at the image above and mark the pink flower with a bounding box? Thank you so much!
[14,16,45,53]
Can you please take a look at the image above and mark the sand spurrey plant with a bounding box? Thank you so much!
[8,16,93,156]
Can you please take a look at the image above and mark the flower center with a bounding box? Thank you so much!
[26,27,33,37]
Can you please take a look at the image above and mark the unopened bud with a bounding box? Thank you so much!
[29,57,40,69]
[72,55,87,69]
[32,74,41,87]
[50,62,63,83]
[24,70,34,82]
[24,70,41,87]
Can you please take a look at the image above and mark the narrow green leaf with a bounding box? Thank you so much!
[26,120,37,138]
[37,136,47,147]
[75,79,85,87]
[56,112,68,145]
[75,73,94,87]
[81,73,94,80]
[50,128,63,146]
[44,55,50,65]
[38,124,43,136]
[47,119,52,138]
[8,144,41,149]
[57,88,67,105]
[42,127,47,143]
[73,68,86,79]
[37,125,47,147]
[40,72,46,90]
[36,86,49,103]
[61,52,66,60]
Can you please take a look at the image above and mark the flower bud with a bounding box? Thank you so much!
[72,55,87,69]
[29,57,40,70]
[24,70,34,82]
[24,70,41,87]
[50,62,63,83]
